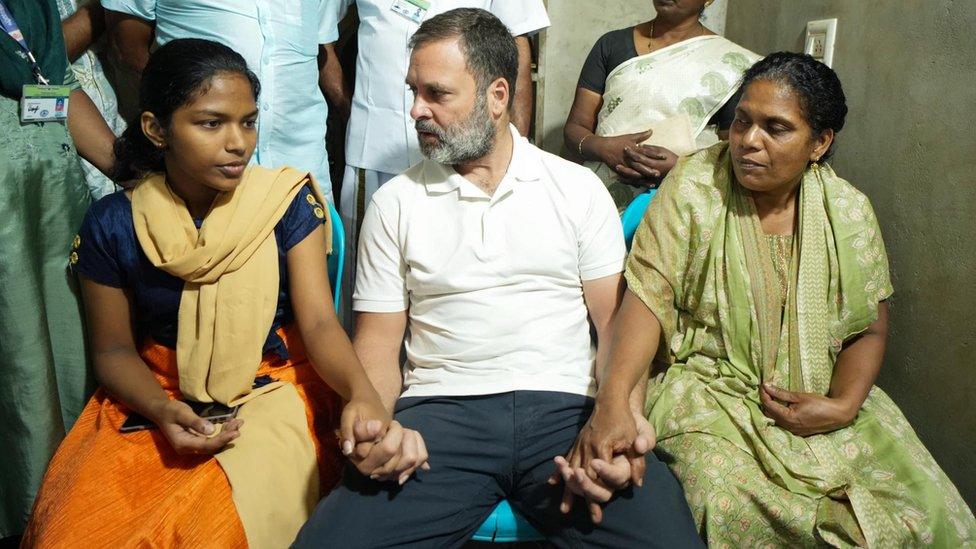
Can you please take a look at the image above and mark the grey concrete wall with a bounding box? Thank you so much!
[534,0,728,153]
[726,0,976,507]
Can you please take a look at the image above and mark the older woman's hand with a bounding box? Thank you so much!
[548,408,656,523]
[760,383,857,436]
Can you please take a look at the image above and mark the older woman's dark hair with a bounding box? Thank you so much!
[408,8,518,108]
[112,38,261,182]
[741,52,847,160]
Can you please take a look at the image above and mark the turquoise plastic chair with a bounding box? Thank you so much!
[471,500,543,543]
[326,202,345,312]
[621,188,657,250]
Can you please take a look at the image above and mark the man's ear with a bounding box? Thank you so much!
[487,76,510,118]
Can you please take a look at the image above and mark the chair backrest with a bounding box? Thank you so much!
[620,188,657,250]
[327,202,345,312]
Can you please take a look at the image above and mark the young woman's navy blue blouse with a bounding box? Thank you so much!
[71,186,327,358]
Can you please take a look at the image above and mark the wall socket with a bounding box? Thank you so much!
[804,18,838,67]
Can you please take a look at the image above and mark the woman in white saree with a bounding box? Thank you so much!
[564,0,760,209]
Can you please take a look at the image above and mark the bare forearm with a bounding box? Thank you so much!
[68,89,115,176]
[564,120,595,160]
[511,36,533,136]
[318,43,351,121]
[62,3,105,62]
[829,330,886,416]
[106,11,152,73]
[352,341,402,413]
[596,290,661,405]
[95,348,170,421]
[301,318,381,403]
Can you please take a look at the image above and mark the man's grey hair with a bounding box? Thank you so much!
[409,8,519,108]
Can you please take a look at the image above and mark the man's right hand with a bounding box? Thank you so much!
[347,420,430,485]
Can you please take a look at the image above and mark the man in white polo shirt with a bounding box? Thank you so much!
[294,9,702,547]
[334,0,550,327]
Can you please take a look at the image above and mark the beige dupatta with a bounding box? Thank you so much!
[131,166,331,548]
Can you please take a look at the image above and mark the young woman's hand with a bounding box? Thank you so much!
[151,399,242,455]
[338,394,392,459]
[760,383,857,436]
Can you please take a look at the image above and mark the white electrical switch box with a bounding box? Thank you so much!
[804,18,838,67]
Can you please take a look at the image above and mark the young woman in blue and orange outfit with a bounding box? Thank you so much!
[24,38,390,547]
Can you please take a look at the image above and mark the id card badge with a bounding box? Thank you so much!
[390,0,429,24]
[20,84,70,123]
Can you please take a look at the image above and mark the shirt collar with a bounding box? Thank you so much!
[422,124,541,199]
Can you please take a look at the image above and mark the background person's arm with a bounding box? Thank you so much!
[511,35,533,136]
[105,10,154,73]
[62,1,106,62]
[68,89,116,176]
[563,86,661,184]
[318,43,352,122]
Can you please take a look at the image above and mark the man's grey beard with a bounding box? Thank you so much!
[416,94,496,165]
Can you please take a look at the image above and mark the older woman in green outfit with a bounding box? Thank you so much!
[0,0,115,537]
[561,52,976,546]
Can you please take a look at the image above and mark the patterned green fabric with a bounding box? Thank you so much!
[0,81,92,536]
[625,143,976,547]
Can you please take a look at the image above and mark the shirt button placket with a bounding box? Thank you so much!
[256,1,275,163]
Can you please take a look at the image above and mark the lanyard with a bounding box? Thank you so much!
[0,0,49,84]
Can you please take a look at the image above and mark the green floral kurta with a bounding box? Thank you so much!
[625,144,976,547]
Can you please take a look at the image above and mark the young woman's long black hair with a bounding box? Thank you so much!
[112,38,261,182]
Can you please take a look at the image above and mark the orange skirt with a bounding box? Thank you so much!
[22,328,343,548]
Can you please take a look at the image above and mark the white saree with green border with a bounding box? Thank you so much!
[588,35,760,209]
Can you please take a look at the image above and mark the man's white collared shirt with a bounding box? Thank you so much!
[354,126,626,398]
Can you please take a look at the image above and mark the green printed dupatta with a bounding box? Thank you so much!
[625,144,975,547]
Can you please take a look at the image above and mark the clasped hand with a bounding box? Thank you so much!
[342,411,430,486]
[593,129,678,188]
[548,399,656,524]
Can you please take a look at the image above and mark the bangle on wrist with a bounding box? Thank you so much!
[577,134,593,158]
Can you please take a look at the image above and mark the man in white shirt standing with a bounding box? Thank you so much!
[334,0,549,326]
[293,9,702,547]
[102,0,342,202]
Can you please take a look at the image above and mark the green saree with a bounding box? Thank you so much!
[625,143,976,547]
